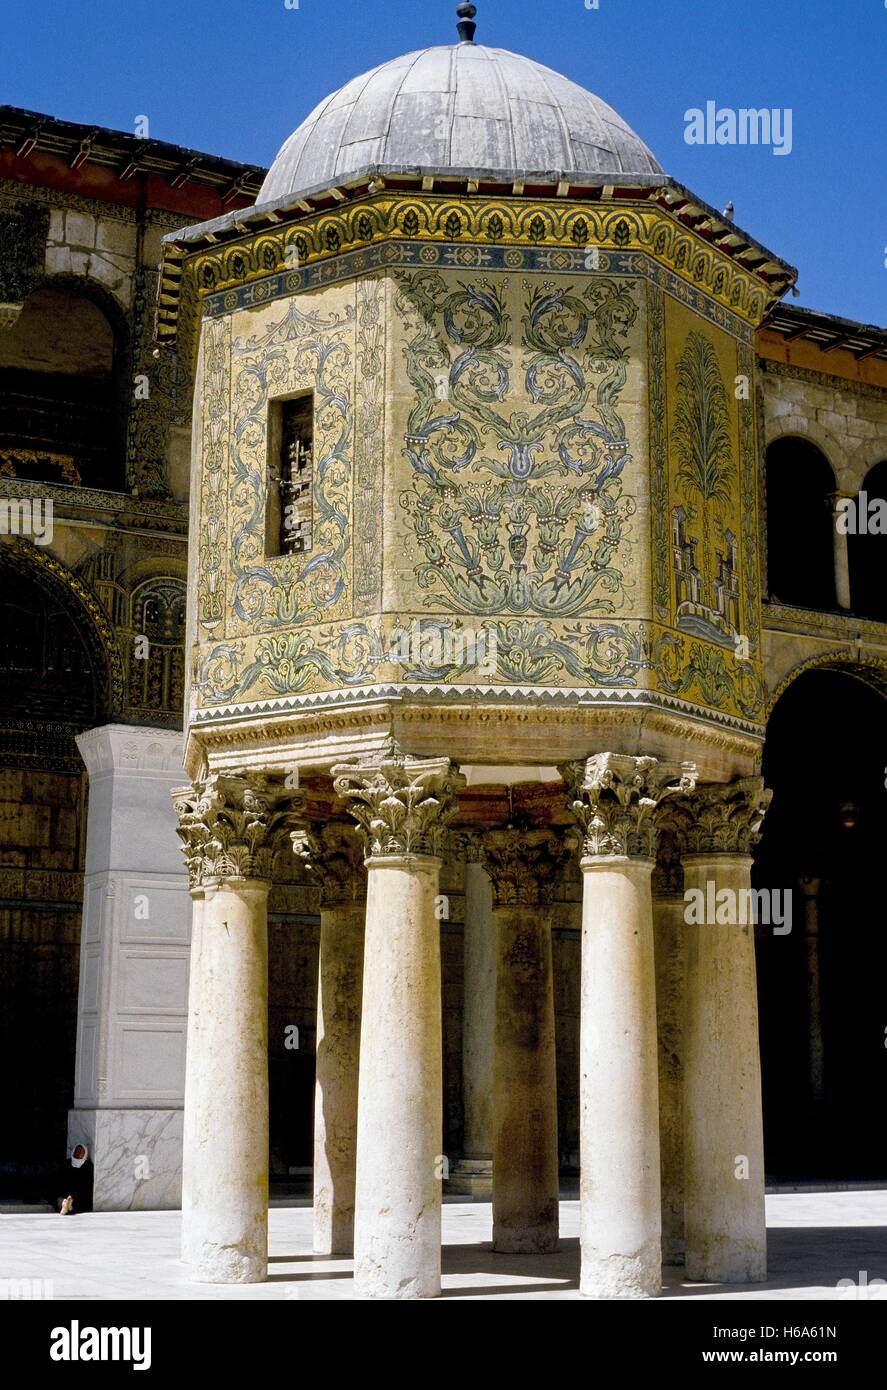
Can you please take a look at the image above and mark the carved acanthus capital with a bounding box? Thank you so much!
[679,777,772,858]
[651,800,695,897]
[291,820,367,907]
[332,737,464,859]
[446,829,486,865]
[172,773,304,888]
[482,827,571,907]
[560,753,698,861]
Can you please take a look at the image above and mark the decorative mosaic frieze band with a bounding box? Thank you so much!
[200,240,754,346]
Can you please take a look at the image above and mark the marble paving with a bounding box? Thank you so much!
[2,1192,886,1301]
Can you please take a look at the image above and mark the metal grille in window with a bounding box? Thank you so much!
[269,395,314,557]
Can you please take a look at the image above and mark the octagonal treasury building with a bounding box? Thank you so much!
[159,8,799,1298]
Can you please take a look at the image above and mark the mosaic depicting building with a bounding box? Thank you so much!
[2,4,886,1298]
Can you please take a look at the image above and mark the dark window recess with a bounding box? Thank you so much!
[267,395,314,557]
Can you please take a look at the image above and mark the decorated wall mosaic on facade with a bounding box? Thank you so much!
[189,237,766,731]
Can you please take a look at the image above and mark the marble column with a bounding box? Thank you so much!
[333,739,463,1300]
[172,773,300,1283]
[294,822,367,1255]
[827,493,853,611]
[681,778,771,1284]
[799,876,824,1104]
[562,753,697,1299]
[482,828,567,1254]
[179,886,204,1265]
[449,838,495,1197]
[651,822,688,1266]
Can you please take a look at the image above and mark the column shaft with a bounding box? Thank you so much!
[653,893,686,1266]
[492,904,559,1253]
[180,889,205,1265]
[580,857,661,1297]
[682,854,766,1282]
[354,857,443,1299]
[313,898,365,1255]
[183,878,270,1283]
[829,495,852,610]
[450,859,495,1195]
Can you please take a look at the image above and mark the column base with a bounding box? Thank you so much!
[580,1247,662,1299]
[67,1108,183,1211]
[187,1240,267,1285]
[493,1223,559,1256]
[685,1241,767,1285]
[447,1157,493,1198]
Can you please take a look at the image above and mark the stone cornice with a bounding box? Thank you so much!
[332,736,464,859]
[157,185,792,355]
[184,700,764,786]
[561,753,697,861]
[760,356,887,400]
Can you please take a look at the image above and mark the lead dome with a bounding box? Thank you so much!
[257,43,663,204]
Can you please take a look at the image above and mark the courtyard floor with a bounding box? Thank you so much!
[2,1192,885,1301]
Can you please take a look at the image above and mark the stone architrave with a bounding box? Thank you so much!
[293,821,367,1255]
[172,772,302,1284]
[561,753,696,1299]
[678,776,771,1284]
[333,738,464,1300]
[482,826,569,1254]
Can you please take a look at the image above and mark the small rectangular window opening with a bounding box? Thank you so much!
[267,393,314,558]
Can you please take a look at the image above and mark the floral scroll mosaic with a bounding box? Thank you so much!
[192,252,765,730]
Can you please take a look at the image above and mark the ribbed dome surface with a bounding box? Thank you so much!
[258,43,662,204]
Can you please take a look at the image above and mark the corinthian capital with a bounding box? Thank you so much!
[446,829,486,864]
[332,737,465,859]
[560,753,697,861]
[291,820,367,907]
[172,773,303,888]
[482,827,571,908]
[679,777,771,857]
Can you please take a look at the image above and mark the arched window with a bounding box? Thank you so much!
[0,560,99,724]
[0,284,125,490]
[128,577,186,717]
[848,459,887,621]
[765,437,837,610]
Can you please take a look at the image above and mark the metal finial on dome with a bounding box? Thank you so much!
[456,3,478,44]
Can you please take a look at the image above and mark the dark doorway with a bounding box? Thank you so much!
[0,551,101,1202]
[755,667,887,1182]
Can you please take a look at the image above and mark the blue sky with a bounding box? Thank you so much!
[2,0,885,323]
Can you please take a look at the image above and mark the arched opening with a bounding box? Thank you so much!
[0,282,127,491]
[765,437,837,610]
[0,543,109,1201]
[755,666,887,1182]
[848,458,887,621]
